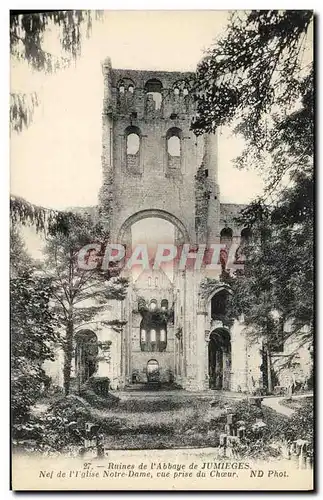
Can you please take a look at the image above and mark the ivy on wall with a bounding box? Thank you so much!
[98,169,114,226]
[136,296,174,325]
[175,326,183,340]
[199,277,235,328]
[194,163,210,239]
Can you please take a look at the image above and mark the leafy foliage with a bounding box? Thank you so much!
[10,195,83,235]
[11,227,58,428]
[42,214,128,395]
[10,92,39,133]
[13,395,92,452]
[193,10,314,359]
[230,170,314,352]
[10,11,102,71]
[195,163,210,237]
[192,10,313,189]
[283,400,314,455]
[10,10,103,133]
[137,296,174,324]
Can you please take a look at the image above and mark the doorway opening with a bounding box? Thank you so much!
[208,328,231,390]
[147,359,160,383]
[75,330,98,386]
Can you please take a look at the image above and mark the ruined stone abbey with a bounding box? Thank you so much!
[45,59,312,394]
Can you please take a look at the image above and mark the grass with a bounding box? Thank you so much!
[280,395,313,411]
[28,391,304,454]
[88,394,230,449]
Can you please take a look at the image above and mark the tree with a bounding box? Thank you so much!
[10,10,103,133]
[10,11,104,231]
[10,194,83,235]
[11,226,58,429]
[192,10,313,190]
[42,213,128,395]
[192,10,314,373]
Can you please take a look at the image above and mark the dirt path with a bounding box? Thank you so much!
[262,393,313,417]
[262,397,295,417]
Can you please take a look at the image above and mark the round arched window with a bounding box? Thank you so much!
[241,227,252,243]
[150,329,156,342]
[145,79,163,110]
[220,227,233,246]
[166,127,182,159]
[161,299,168,311]
[127,133,140,155]
[150,300,157,311]
[168,136,180,157]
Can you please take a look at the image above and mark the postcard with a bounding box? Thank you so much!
[10,9,314,491]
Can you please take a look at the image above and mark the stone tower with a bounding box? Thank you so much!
[99,58,262,392]
[99,57,220,247]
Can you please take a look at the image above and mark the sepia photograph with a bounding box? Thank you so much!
[10,8,314,491]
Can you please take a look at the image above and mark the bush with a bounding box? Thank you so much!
[12,372,43,426]
[283,401,314,455]
[87,377,110,397]
[80,386,120,409]
[13,395,95,453]
[227,399,314,460]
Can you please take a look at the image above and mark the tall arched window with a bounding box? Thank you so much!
[150,329,156,342]
[166,127,182,172]
[161,299,168,311]
[240,227,252,244]
[118,79,135,95]
[167,127,181,156]
[168,136,180,157]
[145,79,163,111]
[211,289,230,321]
[140,318,167,352]
[141,329,146,342]
[150,299,157,310]
[125,126,141,173]
[127,133,140,155]
[220,227,233,248]
[117,79,135,114]
[235,228,252,264]
[173,80,190,96]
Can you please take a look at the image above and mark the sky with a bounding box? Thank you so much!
[10,10,264,211]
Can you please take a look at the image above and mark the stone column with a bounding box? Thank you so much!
[204,329,210,389]
[203,132,220,244]
[230,318,248,392]
[96,342,110,378]
[203,133,218,185]
[196,311,209,390]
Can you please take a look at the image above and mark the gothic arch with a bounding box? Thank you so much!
[208,327,231,390]
[74,330,98,386]
[166,127,182,158]
[118,209,190,243]
[206,284,233,304]
[220,227,233,246]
